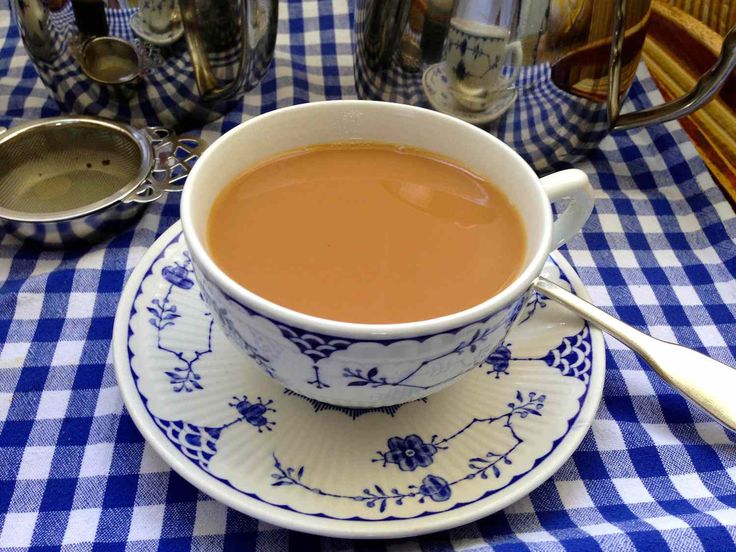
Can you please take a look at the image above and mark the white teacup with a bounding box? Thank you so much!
[446,18,522,111]
[181,101,593,408]
[138,0,176,34]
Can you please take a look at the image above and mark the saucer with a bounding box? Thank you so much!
[129,11,184,46]
[422,63,518,125]
[113,221,604,539]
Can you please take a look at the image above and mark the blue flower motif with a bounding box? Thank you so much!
[229,396,276,432]
[419,474,452,502]
[384,434,438,472]
[162,265,194,289]
[486,344,512,378]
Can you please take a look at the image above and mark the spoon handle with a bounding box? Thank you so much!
[533,277,736,432]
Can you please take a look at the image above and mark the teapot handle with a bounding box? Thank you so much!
[178,0,278,101]
[607,0,735,132]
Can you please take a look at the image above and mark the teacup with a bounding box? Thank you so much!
[181,101,593,408]
[446,18,522,111]
[138,0,176,34]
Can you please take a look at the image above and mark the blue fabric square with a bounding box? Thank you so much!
[39,478,76,511]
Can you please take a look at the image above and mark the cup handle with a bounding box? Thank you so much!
[500,40,522,89]
[539,169,594,250]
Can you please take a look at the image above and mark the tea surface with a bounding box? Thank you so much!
[208,143,526,323]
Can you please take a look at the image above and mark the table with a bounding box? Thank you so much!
[1,1,735,550]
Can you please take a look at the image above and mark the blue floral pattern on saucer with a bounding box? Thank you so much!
[115,222,604,536]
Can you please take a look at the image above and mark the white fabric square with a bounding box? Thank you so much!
[604,334,629,351]
[62,508,101,545]
[14,293,44,320]
[75,249,105,270]
[597,214,624,233]
[93,386,123,418]
[516,530,556,543]
[503,495,535,514]
[139,444,169,474]
[713,200,735,223]
[65,293,97,319]
[51,340,86,368]
[672,286,702,306]
[612,250,638,268]
[583,523,624,537]
[694,246,719,263]
[0,392,13,422]
[193,501,228,536]
[592,419,627,451]
[36,390,71,420]
[670,473,711,499]
[714,281,736,304]
[588,285,613,307]
[693,326,726,347]
[653,250,680,267]
[1,341,31,367]
[569,249,595,267]
[302,30,322,45]
[556,479,594,510]
[629,285,658,305]
[677,214,699,232]
[693,422,731,445]
[646,515,688,530]
[727,465,736,483]
[648,325,677,343]
[30,258,63,276]
[129,504,165,541]
[707,508,736,526]
[640,423,681,446]
[79,442,114,478]
[0,512,37,547]
[637,215,663,234]
[125,246,152,270]
[620,369,655,396]
[611,478,653,504]
[17,446,55,480]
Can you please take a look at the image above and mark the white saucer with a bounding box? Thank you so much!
[129,11,184,46]
[422,63,518,125]
[113,221,604,539]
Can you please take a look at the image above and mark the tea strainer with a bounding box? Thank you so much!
[0,116,205,246]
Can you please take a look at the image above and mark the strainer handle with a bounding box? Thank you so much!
[123,128,206,204]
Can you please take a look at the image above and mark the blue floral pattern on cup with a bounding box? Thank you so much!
[192,257,525,407]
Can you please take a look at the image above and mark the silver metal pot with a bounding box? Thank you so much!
[354,0,736,171]
[0,116,205,247]
[11,0,278,131]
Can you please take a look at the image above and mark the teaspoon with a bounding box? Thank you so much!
[533,276,736,432]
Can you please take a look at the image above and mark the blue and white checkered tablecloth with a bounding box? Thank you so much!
[1,1,736,550]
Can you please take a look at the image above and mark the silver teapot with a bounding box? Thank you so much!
[354,0,736,171]
[11,0,278,130]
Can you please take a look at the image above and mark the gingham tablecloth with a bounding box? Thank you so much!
[1,1,736,550]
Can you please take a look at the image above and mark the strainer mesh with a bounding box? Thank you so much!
[0,124,143,214]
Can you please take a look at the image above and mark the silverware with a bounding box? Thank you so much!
[0,116,205,247]
[534,277,736,432]
[80,36,143,86]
